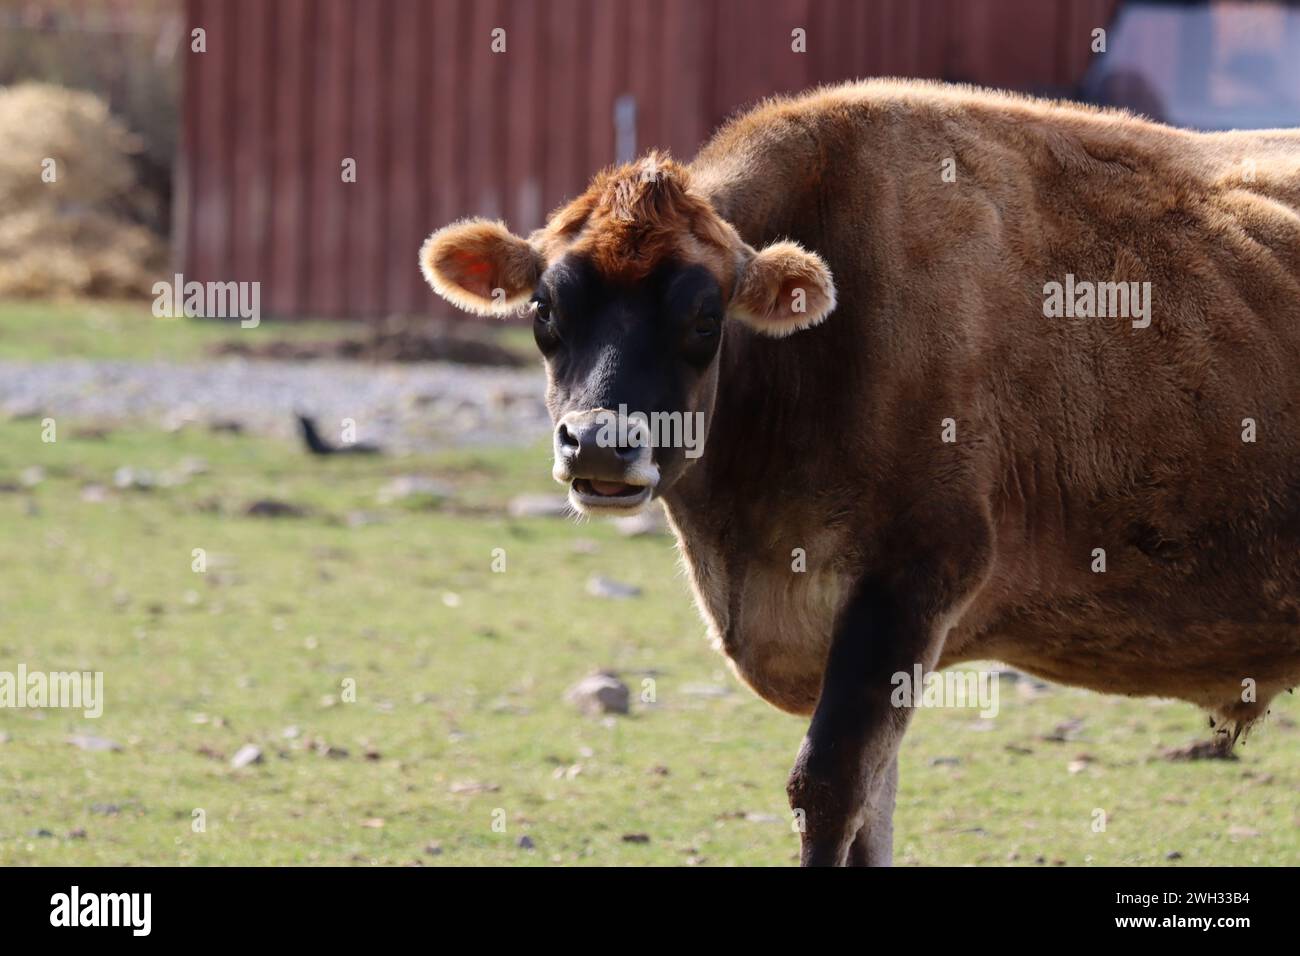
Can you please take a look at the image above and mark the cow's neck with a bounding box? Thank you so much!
[665,122,878,557]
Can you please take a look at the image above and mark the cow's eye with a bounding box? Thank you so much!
[531,297,562,354]
[693,314,720,338]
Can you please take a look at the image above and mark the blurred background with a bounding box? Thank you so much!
[5,0,1300,317]
[0,0,1297,867]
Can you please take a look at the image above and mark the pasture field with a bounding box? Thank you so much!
[0,300,342,363]
[0,305,1296,866]
[0,299,537,364]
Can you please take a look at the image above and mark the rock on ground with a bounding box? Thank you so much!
[565,673,631,716]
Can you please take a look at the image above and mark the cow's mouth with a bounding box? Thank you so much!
[569,478,653,513]
[578,478,639,497]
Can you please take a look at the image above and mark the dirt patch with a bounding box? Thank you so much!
[1161,739,1238,762]
[210,320,528,367]
[244,499,310,519]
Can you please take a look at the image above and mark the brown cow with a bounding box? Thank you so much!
[421,80,1300,866]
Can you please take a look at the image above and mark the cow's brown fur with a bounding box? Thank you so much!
[422,79,1300,863]
[535,151,745,290]
[675,80,1300,732]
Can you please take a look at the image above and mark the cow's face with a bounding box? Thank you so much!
[420,153,835,515]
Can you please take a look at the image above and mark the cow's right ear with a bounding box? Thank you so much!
[419,218,542,316]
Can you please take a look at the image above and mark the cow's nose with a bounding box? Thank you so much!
[554,410,646,480]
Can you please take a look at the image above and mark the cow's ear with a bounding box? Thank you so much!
[420,218,542,316]
[729,240,836,337]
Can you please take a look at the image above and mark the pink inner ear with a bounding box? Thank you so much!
[777,278,811,319]
[448,250,495,300]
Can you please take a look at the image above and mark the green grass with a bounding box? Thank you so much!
[0,299,363,362]
[0,298,534,364]
[0,299,1295,866]
[0,420,1295,866]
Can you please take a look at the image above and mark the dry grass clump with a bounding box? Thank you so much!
[0,82,164,298]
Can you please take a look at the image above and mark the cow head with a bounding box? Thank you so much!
[420,152,836,515]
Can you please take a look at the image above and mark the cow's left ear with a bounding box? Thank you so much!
[728,240,836,337]
[419,218,542,316]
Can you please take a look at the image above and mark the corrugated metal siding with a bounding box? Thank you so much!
[179,0,1119,319]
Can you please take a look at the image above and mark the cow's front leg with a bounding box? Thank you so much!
[786,579,938,867]
[846,753,898,866]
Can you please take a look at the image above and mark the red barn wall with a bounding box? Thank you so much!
[179,0,1119,319]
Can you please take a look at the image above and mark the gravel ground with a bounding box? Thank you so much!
[0,357,550,453]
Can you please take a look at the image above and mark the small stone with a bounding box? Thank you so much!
[66,734,122,752]
[1166,850,1183,860]
[516,835,535,850]
[113,466,156,490]
[79,483,108,503]
[376,475,452,506]
[565,672,631,716]
[161,405,201,432]
[586,576,641,599]
[19,466,44,487]
[613,502,670,536]
[448,780,500,795]
[621,833,651,844]
[230,744,263,768]
[507,493,569,518]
